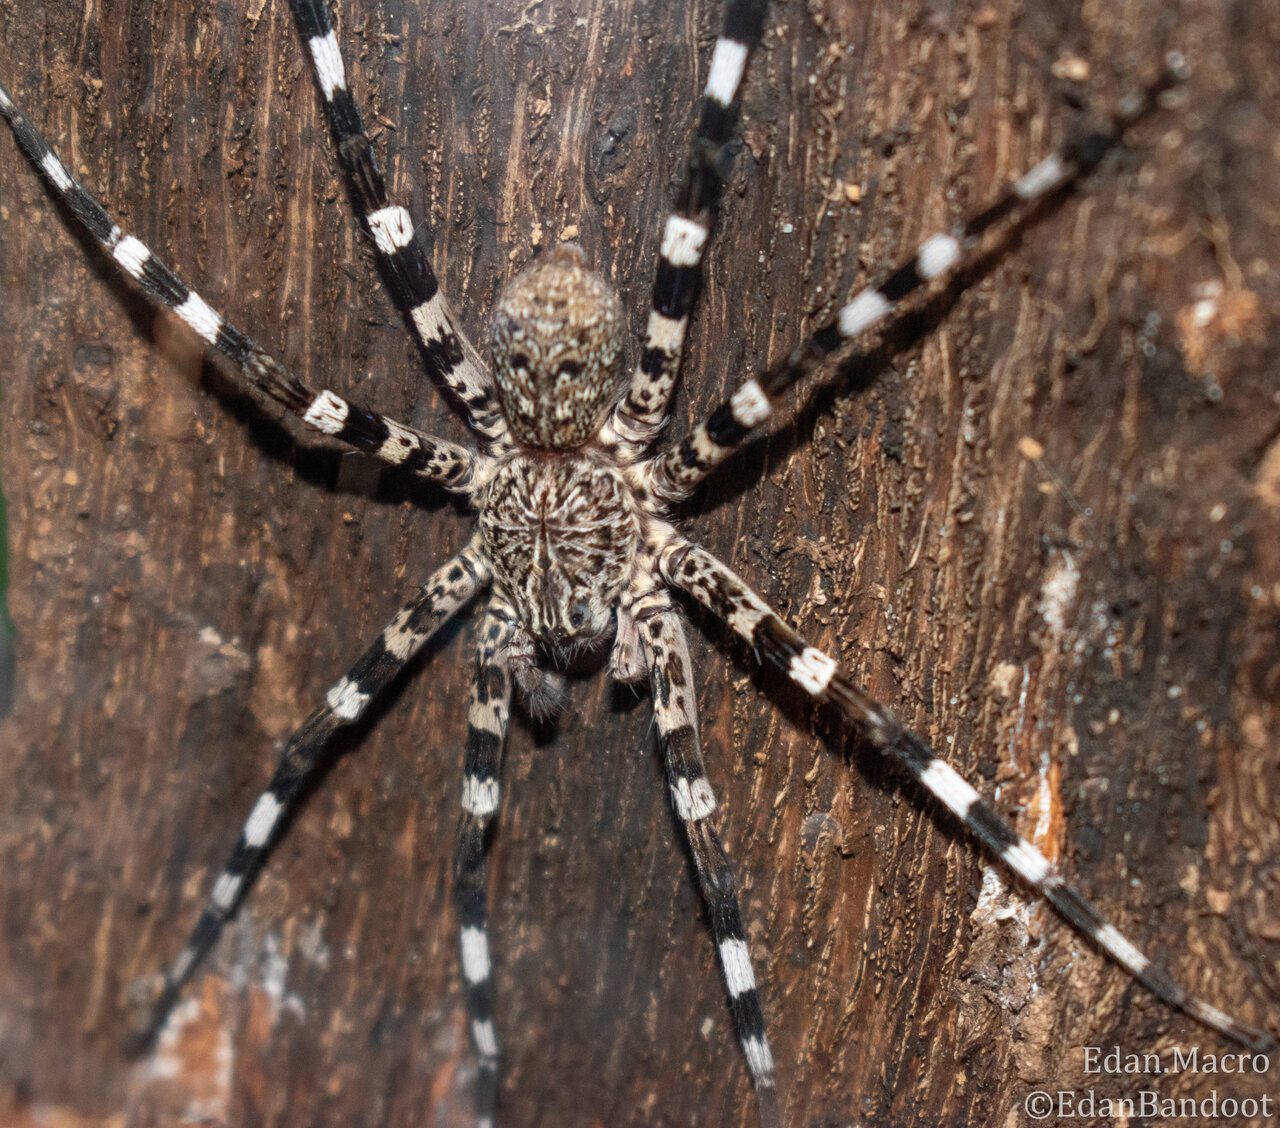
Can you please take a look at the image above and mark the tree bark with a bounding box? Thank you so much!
[0,1,1276,1126]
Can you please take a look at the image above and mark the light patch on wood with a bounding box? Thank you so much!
[1039,553,1079,639]
[1176,282,1265,378]
[141,983,233,1124]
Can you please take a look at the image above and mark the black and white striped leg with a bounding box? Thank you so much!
[647,53,1191,500]
[604,0,768,460]
[128,544,491,1054]
[637,594,782,1128]
[0,83,480,493]
[452,602,518,1128]
[658,535,1273,1053]
[286,0,510,450]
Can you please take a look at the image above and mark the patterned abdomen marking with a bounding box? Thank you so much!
[490,245,626,450]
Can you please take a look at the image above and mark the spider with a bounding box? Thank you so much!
[2,2,1280,1126]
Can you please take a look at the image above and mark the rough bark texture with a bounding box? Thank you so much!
[0,1,1277,1126]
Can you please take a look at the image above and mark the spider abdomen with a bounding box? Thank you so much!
[489,245,627,450]
[478,453,639,645]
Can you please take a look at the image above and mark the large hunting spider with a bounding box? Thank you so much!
[1,0,1275,1124]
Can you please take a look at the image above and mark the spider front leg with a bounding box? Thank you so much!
[452,601,520,1128]
[128,544,490,1053]
[658,534,1273,1053]
[636,591,782,1128]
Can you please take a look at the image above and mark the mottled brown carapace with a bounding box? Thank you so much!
[477,449,640,647]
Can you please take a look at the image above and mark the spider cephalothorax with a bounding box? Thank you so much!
[1,0,1269,1125]
[478,449,640,646]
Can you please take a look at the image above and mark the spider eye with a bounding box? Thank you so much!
[555,360,582,382]
[510,351,531,372]
[568,601,590,630]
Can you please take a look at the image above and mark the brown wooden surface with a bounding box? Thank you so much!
[0,1,1277,1126]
